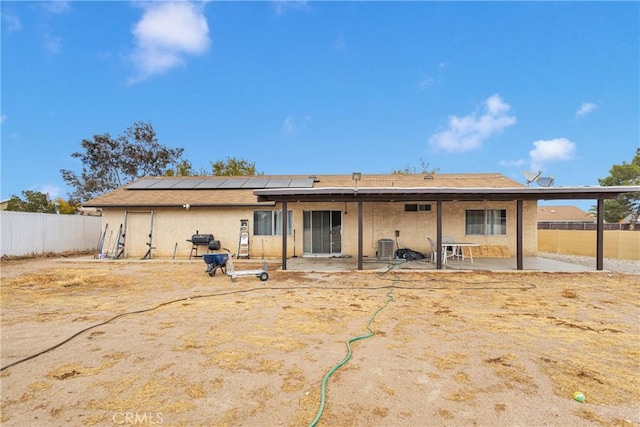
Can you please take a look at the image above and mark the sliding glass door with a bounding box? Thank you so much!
[303,210,342,255]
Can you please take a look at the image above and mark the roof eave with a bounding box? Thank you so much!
[82,202,276,208]
[254,186,640,202]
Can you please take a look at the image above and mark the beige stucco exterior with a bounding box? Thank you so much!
[99,199,538,259]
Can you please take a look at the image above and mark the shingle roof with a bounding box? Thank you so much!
[537,205,595,222]
[83,173,522,207]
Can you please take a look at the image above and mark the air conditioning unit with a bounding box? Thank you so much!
[377,239,394,260]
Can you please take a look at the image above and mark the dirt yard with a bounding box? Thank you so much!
[1,257,639,427]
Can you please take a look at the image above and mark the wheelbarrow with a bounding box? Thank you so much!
[203,253,228,276]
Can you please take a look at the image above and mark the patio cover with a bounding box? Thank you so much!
[254,185,640,271]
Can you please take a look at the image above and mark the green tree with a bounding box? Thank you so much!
[61,121,184,202]
[211,157,261,176]
[597,148,640,227]
[6,191,56,213]
[165,159,207,177]
[392,158,439,175]
[56,198,80,214]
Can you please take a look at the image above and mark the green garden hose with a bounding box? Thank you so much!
[309,263,400,427]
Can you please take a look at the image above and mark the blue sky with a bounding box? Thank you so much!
[1,1,638,211]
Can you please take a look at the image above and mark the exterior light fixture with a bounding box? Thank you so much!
[352,172,362,192]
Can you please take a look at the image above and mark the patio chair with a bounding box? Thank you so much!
[427,236,449,264]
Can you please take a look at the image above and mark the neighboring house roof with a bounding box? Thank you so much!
[537,206,595,223]
[619,213,639,224]
[83,173,521,208]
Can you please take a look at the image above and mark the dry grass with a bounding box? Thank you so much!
[1,260,639,426]
[562,289,579,298]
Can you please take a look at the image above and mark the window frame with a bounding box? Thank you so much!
[253,210,293,236]
[404,203,432,212]
[465,209,507,235]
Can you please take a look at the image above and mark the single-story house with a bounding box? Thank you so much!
[619,213,639,225]
[83,173,640,270]
[537,205,596,224]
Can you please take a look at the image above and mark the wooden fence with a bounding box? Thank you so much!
[538,222,637,231]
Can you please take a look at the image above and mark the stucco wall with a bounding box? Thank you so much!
[100,200,537,259]
[538,230,640,260]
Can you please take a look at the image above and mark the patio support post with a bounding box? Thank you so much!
[516,200,523,270]
[436,200,443,269]
[281,201,287,270]
[358,201,363,270]
[596,198,604,270]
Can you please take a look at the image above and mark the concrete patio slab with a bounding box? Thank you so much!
[280,255,598,273]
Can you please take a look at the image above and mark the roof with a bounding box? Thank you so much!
[83,173,640,207]
[83,173,521,207]
[537,205,595,222]
[83,185,274,208]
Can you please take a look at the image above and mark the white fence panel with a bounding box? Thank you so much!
[0,211,102,257]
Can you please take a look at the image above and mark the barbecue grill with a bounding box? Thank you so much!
[187,233,219,259]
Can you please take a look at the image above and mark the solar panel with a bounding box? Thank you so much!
[218,178,249,188]
[147,178,185,189]
[171,178,206,189]
[194,179,226,189]
[265,178,292,188]
[289,178,314,188]
[126,176,317,190]
[241,177,271,188]
[126,179,157,189]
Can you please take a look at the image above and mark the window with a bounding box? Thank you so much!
[405,204,432,212]
[465,209,507,235]
[253,210,293,236]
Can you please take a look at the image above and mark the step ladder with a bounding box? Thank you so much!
[237,219,250,259]
[114,211,128,259]
[141,210,155,260]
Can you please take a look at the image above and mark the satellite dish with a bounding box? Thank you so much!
[537,176,555,187]
[523,170,542,186]
[522,170,555,187]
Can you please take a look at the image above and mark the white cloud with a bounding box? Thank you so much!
[2,13,22,33]
[575,102,597,117]
[43,32,63,56]
[418,75,436,91]
[42,1,71,15]
[529,138,576,171]
[499,158,526,168]
[273,0,309,15]
[33,184,63,199]
[129,2,210,83]
[282,115,311,135]
[429,94,517,152]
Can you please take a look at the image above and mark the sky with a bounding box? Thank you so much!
[1,1,639,211]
